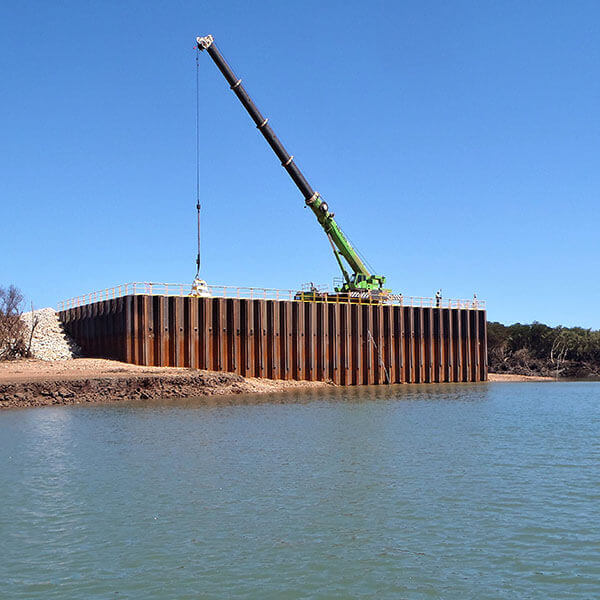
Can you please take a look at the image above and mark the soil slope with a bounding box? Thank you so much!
[0,359,328,409]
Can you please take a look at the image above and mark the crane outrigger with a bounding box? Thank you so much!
[196,35,389,299]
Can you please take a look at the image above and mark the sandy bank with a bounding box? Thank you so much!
[488,372,554,382]
[0,359,559,409]
[0,359,329,409]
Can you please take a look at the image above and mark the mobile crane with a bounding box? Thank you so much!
[196,35,389,299]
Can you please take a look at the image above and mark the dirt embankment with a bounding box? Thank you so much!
[0,359,558,409]
[0,359,329,409]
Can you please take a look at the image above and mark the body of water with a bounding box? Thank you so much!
[1,382,599,599]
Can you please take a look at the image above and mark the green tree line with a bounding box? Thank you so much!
[488,321,600,377]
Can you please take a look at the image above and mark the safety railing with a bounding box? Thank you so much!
[57,282,485,311]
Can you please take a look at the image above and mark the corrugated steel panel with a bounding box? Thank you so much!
[59,296,488,385]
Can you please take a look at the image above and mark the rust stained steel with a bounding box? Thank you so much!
[59,296,488,384]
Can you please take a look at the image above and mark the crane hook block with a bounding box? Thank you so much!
[197,35,214,51]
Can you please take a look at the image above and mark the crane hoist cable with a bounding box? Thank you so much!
[195,49,201,278]
[190,49,210,298]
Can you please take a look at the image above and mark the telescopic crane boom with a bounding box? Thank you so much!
[196,34,387,293]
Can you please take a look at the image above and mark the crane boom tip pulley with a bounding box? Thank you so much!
[196,35,214,50]
[195,34,388,294]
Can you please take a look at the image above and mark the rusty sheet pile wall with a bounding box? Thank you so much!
[60,295,487,384]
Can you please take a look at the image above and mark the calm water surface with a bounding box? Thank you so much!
[1,382,599,599]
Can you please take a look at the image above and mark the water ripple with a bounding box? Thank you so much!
[1,382,599,599]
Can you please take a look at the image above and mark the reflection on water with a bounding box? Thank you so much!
[140,381,492,408]
[1,382,599,599]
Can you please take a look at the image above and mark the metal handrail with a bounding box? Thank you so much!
[57,282,486,312]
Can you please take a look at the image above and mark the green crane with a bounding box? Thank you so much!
[197,35,388,296]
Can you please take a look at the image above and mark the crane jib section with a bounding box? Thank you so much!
[201,39,314,201]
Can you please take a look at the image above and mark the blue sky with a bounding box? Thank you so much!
[2,1,599,327]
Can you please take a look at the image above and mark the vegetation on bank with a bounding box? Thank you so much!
[0,285,29,360]
[0,285,41,361]
[488,321,600,379]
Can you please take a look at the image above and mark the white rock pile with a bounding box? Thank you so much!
[21,308,82,361]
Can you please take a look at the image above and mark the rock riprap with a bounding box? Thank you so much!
[21,308,82,361]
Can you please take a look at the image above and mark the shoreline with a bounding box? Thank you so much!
[0,359,329,409]
[0,359,557,409]
[487,373,554,382]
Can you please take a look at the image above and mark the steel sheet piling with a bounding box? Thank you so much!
[59,296,487,385]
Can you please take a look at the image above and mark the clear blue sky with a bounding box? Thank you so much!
[2,1,599,327]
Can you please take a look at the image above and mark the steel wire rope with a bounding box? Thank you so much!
[195,49,201,278]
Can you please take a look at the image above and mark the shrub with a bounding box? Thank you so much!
[487,320,600,376]
[0,285,27,360]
